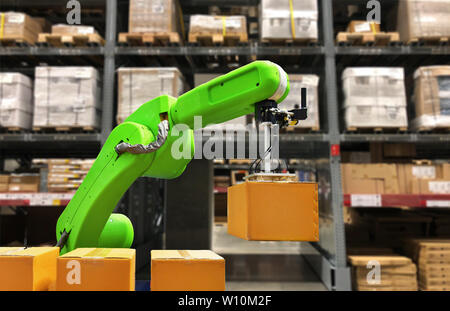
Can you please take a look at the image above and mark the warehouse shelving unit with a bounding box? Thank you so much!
[1,0,449,291]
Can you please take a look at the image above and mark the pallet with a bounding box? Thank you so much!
[32,126,97,133]
[283,126,320,134]
[246,173,298,183]
[337,32,401,46]
[118,32,181,47]
[188,32,248,46]
[228,159,252,165]
[345,127,407,134]
[261,37,318,47]
[408,37,449,47]
[37,33,105,47]
[0,37,33,47]
[415,126,450,134]
[0,127,29,133]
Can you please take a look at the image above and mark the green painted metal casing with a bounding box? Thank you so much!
[56,61,290,254]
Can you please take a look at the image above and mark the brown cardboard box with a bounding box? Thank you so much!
[8,183,39,193]
[411,179,450,194]
[151,250,225,291]
[397,164,439,194]
[341,164,399,194]
[441,163,450,180]
[0,12,44,45]
[9,175,40,184]
[56,248,135,291]
[0,175,9,183]
[0,184,8,192]
[347,20,381,33]
[0,247,59,291]
[128,0,181,34]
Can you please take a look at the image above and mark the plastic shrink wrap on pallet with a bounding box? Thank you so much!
[260,0,318,40]
[342,67,408,129]
[279,74,320,130]
[33,67,101,129]
[412,66,450,131]
[128,0,180,33]
[117,67,184,124]
[397,0,450,43]
[189,15,247,36]
[0,73,33,130]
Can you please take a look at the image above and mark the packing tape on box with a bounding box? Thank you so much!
[0,13,4,39]
[222,16,226,37]
[289,0,296,39]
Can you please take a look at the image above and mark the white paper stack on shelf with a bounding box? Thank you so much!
[33,66,101,129]
[260,0,318,41]
[342,67,408,129]
[194,74,249,131]
[279,74,320,130]
[412,66,450,131]
[397,0,450,43]
[0,73,33,130]
[117,67,184,123]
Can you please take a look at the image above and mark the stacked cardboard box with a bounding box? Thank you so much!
[412,66,450,131]
[0,175,9,192]
[0,73,33,129]
[349,255,418,291]
[128,0,181,34]
[341,164,400,194]
[8,174,40,193]
[117,67,184,123]
[33,67,101,129]
[280,74,320,130]
[405,239,450,291]
[397,0,450,43]
[32,159,94,192]
[189,15,247,37]
[397,163,450,194]
[0,12,45,45]
[194,74,248,130]
[260,0,318,41]
[342,67,408,129]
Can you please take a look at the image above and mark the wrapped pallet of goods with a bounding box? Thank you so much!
[32,67,101,131]
[120,0,182,45]
[260,0,318,44]
[411,66,450,131]
[117,67,184,123]
[397,0,450,44]
[342,67,408,131]
[349,255,418,291]
[0,73,33,130]
[194,74,249,131]
[279,74,320,131]
[188,15,248,45]
[0,12,45,45]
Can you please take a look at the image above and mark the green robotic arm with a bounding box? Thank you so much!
[56,61,293,254]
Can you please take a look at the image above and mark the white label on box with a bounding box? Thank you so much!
[152,4,164,13]
[226,19,242,29]
[350,194,382,207]
[0,74,13,84]
[428,181,450,194]
[426,200,450,208]
[354,23,371,33]
[8,14,25,23]
[412,166,436,179]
